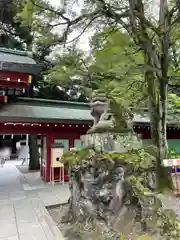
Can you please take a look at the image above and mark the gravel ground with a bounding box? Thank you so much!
[48,204,70,238]
[48,205,128,239]
[48,205,157,240]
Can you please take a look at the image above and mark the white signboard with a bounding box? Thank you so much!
[163,159,180,167]
[55,148,63,157]
[55,148,60,153]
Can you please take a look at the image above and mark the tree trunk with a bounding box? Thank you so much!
[12,136,17,154]
[156,81,173,191]
[154,0,173,191]
[146,70,173,191]
[28,134,40,170]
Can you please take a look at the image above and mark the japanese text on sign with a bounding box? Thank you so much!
[163,159,180,167]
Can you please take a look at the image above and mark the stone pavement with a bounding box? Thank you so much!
[0,160,70,240]
[158,193,180,214]
[158,175,180,215]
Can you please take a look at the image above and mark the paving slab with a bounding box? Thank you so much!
[19,234,47,240]
[2,236,19,240]
[0,204,14,220]
[15,208,39,224]
[0,220,18,239]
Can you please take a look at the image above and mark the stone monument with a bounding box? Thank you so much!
[62,92,160,239]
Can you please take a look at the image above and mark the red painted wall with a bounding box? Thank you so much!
[134,125,180,139]
[1,122,179,139]
[134,126,151,139]
[0,122,90,134]
[0,71,30,88]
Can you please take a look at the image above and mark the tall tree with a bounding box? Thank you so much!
[19,0,180,191]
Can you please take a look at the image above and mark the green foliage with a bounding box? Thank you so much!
[169,26,180,78]
[167,94,180,128]
[119,232,125,240]
[156,209,180,239]
[62,146,154,172]
[168,148,180,158]
[44,27,147,107]
[46,50,86,87]
[126,176,150,198]
[18,1,35,27]
[62,146,93,166]
[90,29,143,74]
[136,236,153,240]
[168,93,180,113]
[168,148,180,169]
[104,149,154,171]
[63,146,154,201]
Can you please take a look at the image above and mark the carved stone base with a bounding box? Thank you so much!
[81,132,142,153]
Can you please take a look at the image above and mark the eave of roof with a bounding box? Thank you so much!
[15,97,89,107]
[0,48,32,56]
[0,99,93,123]
[0,48,36,64]
[0,98,179,126]
[0,48,41,75]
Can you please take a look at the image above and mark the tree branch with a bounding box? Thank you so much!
[133,10,159,35]
[95,0,130,21]
[30,0,70,22]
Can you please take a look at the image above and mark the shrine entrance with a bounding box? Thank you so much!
[0,124,90,182]
[0,97,92,182]
[0,133,42,175]
[0,134,32,161]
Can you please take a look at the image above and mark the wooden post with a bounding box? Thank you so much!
[174,166,180,196]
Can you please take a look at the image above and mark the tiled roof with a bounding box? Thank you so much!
[0,98,93,123]
[0,97,179,125]
[0,48,36,64]
[0,48,41,75]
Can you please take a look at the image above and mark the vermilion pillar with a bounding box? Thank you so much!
[45,134,54,182]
